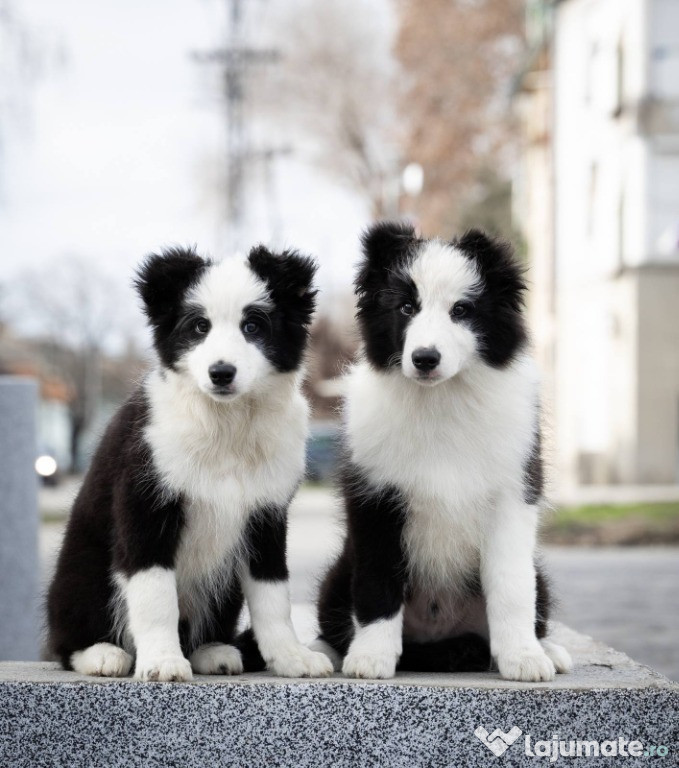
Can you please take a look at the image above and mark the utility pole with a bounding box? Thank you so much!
[193,0,288,252]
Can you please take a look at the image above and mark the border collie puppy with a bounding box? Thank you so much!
[47,245,333,681]
[314,222,572,681]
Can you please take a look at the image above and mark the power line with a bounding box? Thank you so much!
[192,0,289,252]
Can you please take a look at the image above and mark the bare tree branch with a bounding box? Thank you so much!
[253,0,400,217]
[395,0,525,235]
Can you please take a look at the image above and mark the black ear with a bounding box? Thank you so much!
[356,220,417,296]
[455,230,528,367]
[247,246,318,326]
[135,246,209,329]
[455,230,526,312]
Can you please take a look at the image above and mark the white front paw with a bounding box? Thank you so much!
[135,654,193,682]
[541,640,573,674]
[308,638,343,672]
[190,643,243,675]
[70,643,133,678]
[342,652,397,679]
[270,646,334,678]
[497,646,556,682]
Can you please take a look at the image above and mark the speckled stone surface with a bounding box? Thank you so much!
[1,626,677,767]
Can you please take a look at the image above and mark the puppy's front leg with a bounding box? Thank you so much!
[342,606,404,679]
[116,477,191,682]
[342,480,406,679]
[481,493,555,682]
[124,566,192,682]
[242,508,333,677]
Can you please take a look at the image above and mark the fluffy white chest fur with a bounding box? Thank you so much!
[345,356,540,592]
[143,369,307,619]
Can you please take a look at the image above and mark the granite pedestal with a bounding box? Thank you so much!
[0,625,676,767]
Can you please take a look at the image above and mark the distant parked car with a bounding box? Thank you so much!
[306,422,341,483]
[35,447,61,486]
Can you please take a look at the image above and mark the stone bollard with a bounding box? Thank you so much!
[0,376,40,660]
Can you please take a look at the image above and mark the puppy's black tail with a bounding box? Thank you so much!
[398,632,491,673]
[233,628,266,672]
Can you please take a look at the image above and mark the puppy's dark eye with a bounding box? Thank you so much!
[242,320,259,336]
[194,318,210,334]
[451,301,472,318]
[400,302,414,316]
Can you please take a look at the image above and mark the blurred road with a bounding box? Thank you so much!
[544,547,679,682]
[39,485,678,681]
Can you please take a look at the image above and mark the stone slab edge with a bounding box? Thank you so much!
[1,625,677,768]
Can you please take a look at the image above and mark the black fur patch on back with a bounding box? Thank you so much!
[355,221,421,369]
[454,230,528,367]
[247,246,317,372]
[135,247,211,370]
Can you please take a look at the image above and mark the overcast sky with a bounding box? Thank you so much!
[1,0,375,307]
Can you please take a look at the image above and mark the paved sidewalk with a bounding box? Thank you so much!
[545,547,679,682]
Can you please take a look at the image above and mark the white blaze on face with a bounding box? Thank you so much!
[402,241,481,383]
[181,258,273,400]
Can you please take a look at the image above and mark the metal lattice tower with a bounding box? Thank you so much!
[193,0,287,252]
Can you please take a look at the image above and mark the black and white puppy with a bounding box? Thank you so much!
[47,245,333,681]
[314,222,572,681]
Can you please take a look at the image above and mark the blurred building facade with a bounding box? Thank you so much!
[516,0,679,490]
[0,325,147,474]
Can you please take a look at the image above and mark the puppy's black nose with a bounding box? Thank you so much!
[208,362,237,386]
[412,347,441,371]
